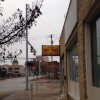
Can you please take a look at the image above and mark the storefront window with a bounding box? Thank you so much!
[91,14,100,87]
[69,43,79,82]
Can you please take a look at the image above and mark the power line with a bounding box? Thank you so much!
[20,34,60,41]
[39,17,59,34]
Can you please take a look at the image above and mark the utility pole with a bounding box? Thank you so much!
[25,4,28,90]
[51,34,53,80]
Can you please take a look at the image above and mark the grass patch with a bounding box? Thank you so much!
[30,79,60,83]
[0,93,10,100]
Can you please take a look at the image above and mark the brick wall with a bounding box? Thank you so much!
[59,27,65,57]
[78,0,94,100]
[60,0,100,100]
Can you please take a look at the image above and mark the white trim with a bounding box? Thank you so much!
[68,81,80,100]
[85,23,100,100]
[85,24,92,100]
[65,0,77,44]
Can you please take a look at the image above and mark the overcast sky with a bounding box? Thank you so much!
[0,0,70,65]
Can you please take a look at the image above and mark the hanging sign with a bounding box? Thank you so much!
[32,70,36,74]
[42,45,60,56]
[31,67,37,70]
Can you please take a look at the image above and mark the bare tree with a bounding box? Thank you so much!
[0,0,5,16]
[0,0,44,63]
[0,0,44,48]
[33,56,49,74]
[26,56,49,75]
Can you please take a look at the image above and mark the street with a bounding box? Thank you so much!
[0,76,33,92]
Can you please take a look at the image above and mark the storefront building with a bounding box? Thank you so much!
[59,0,100,100]
[0,60,24,77]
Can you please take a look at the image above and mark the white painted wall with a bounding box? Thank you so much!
[64,0,77,44]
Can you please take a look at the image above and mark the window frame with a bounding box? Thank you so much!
[91,13,100,88]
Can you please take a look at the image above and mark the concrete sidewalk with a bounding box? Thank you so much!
[2,90,30,100]
[2,89,59,100]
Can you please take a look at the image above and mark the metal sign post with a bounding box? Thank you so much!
[30,84,33,100]
[39,59,41,80]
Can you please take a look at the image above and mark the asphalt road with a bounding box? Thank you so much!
[0,76,33,92]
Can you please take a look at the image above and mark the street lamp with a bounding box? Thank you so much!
[25,1,43,90]
[25,4,29,90]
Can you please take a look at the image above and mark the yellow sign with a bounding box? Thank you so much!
[42,45,60,56]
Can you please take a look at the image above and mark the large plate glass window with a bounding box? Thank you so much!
[69,43,79,82]
[68,43,80,100]
[91,14,100,88]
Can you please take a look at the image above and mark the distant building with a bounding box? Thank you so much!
[47,61,59,79]
[0,59,25,77]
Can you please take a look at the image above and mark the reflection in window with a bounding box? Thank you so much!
[98,57,100,64]
[91,14,100,87]
[14,71,19,73]
[8,68,12,70]
[69,43,79,82]
[14,67,20,70]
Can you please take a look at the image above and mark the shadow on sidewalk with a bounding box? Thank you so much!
[1,89,59,100]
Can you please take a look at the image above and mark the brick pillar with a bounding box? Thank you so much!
[78,21,88,100]
[64,50,68,100]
